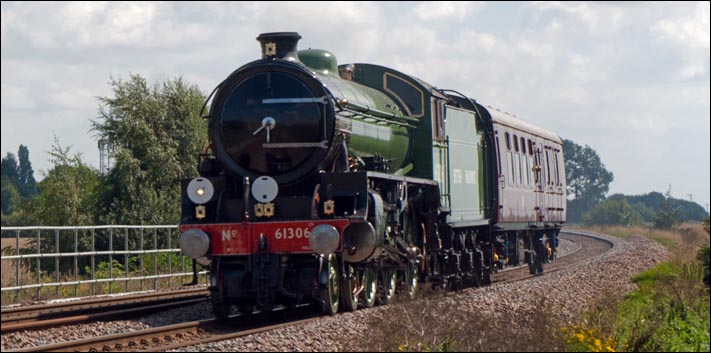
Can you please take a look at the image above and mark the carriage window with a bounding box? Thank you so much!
[545,150,552,185]
[507,152,514,186]
[554,151,560,185]
[495,137,502,174]
[520,137,526,154]
[384,73,424,117]
[505,132,511,150]
[513,135,519,152]
[528,139,533,155]
[534,150,542,185]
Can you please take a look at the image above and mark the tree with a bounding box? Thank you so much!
[1,178,21,216]
[92,74,207,224]
[1,147,38,224]
[1,152,20,184]
[653,186,679,230]
[27,138,103,226]
[563,139,614,222]
[582,198,642,226]
[17,145,38,197]
[608,192,707,223]
[1,151,21,216]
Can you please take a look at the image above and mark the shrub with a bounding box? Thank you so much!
[698,244,710,287]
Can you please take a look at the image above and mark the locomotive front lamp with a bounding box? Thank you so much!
[187,178,214,204]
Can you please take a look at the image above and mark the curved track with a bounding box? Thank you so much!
[491,231,613,285]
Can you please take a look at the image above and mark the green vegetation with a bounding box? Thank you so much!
[1,145,38,225]
[566,223,710,352]
[582,198,642,226]
[93,74,207,225]
[1,74,207,228]
[608,192,707,224]
[567,262,709,352]
[27,138,104,226]
[562,139,614,223]
[699,218,710,287]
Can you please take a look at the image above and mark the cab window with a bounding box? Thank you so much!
[384,73,424,117]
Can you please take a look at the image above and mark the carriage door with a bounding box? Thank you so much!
[533,144,545,222]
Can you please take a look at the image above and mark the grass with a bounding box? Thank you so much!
[567,262,710,352]
[572,223,708,263]
[564,223,710,352]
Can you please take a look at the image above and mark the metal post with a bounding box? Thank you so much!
[153,228,158,290]
[36,228,40,301]
[109,228,113,294]
[91,228,96,296]
[74,229,79,298]
[124,228,129,293]
[15,229,20,302]
[140,228,144,291]
[55,229,60,298]
[167,229,172,288]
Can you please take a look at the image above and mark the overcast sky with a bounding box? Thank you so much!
[2,1,710,210]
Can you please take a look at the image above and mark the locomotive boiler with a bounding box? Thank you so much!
[178,32,566,319]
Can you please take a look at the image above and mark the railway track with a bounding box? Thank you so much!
[7,309,320,352]
[3,230,613,352]
[490,230,613,285]
[0,287,209,333]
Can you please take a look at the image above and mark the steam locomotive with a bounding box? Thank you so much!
[178,32,566,319]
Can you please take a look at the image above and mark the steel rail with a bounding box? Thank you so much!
[8,313,320,352]
[1,287,209,333]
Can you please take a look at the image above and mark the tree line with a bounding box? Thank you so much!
[562,139,708,228]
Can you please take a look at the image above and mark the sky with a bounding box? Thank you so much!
[2,1,710,210]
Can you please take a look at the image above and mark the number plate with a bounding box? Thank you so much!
[181,219,349,255]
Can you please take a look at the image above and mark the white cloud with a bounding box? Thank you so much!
[532,1,624,34]
[652,2,710,50]
[680,64,707,79]
[413,1,484,21]
[650,2,710,80]
[1,83,36,109]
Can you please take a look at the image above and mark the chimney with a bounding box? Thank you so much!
[256,32,302,62]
